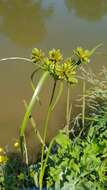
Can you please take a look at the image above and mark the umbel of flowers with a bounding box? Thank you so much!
[0,45,101,190]
[20,46,99,190]
[32,47,92,84]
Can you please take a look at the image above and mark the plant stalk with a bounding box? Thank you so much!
[39,80,57,190]
[0,57,32,63]
[20,71,49,155]
[23,100,45,146]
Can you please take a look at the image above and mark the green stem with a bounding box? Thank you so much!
[39,80,57,190]
[40,137,55,185]
[78,80,86,138]
[79,116,98,122]
[82,80,86,129]
[49,80,57,105]
[20,71,49,155]
[39,82,64,189]
[43,81,57,144]
[0,57,32,63]
[43,80,57,145]
[66,85,70,134]
[52,82,63,111]
[23,100,44,146]
[23,135,29,165]
[65,85,72,135]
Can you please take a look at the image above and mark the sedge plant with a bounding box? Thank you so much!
[20,46,100,189]
[0,45,100,189]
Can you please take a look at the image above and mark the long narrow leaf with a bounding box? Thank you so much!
[20,71,49,138]
[90,43,103,56]
[23,100,44,145]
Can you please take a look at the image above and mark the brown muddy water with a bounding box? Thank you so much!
[0,0,107,157]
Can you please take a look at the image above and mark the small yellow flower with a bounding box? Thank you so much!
[44,57,50,66]
[55,63,64,79]
[14,142,19,148]
[43,58,54,70]
[0,155,8,164]
[74,47,90,64]
[32,48,44,63]
[49,49,63,62]
[54,59,77,84]
[31,47,93,84]
[0,147,5,154]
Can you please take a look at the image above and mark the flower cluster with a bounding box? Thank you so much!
[32,48,44,63]
[48,49,63,62]
[32,47,93,84]
[74,47,91,64]
[0,147,7,164]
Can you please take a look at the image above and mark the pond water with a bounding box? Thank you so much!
[0,0,107,155]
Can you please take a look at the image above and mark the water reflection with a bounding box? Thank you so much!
[65,0,107,21]
[0,0,53,47]
[64,0,72,12]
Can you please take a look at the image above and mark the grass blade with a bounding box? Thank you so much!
[20,71,49,153]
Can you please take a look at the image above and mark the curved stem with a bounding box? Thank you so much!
[49,80,57,105]
[20,71,49,155]
[23,100,44,146]
[30,68,41,103]
[0,57,32,63]
[31,68,40,86]
[52,82,63,111]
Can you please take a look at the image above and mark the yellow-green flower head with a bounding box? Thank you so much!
[43,57,51,66]
[63,59,76,72]
[55,63,65,79]
[49,49,63,63]
[43,58,55,74]
[75,47,91,64]
[63,60,78,84]
[31,47,93,84]
[0,155,8,164]
[55,59,78,84]
[32,48,44,63]
[43,57,54,69]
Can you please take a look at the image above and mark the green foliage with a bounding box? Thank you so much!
[0,46,101,190]
[45,128,107,189]
[43,69,107,189]
[20,47,95,189]
[1,66,107,189]
[0,153,37,189]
